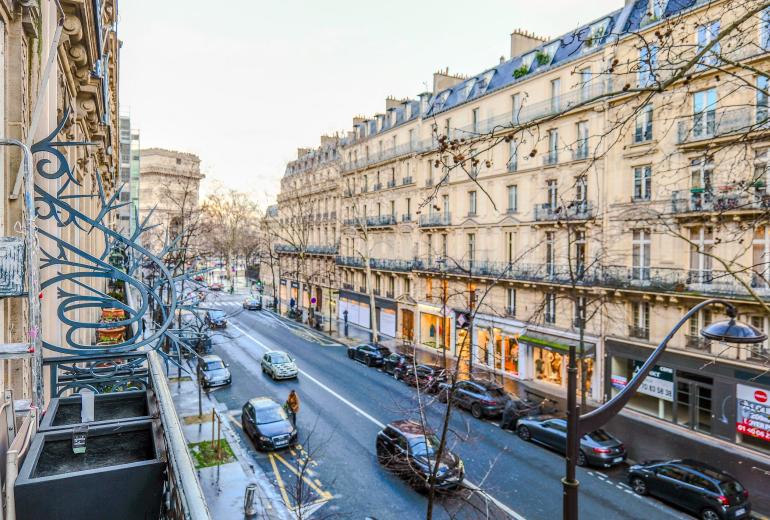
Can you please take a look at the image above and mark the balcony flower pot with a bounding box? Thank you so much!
[96,325,125,343]
[100,308,125,321]
[14,419,164,520]
[39,390,157,432]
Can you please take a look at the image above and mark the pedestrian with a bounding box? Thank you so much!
[285,390,300,427]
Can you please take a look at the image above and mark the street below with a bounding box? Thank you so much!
[207,295,690,519]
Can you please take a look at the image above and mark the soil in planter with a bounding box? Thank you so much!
[51,395,149,426]
[33,429,154,478]
[187,439,235,468]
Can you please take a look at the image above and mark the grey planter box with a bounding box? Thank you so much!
[39,390,157,432]
[15,419,164,520]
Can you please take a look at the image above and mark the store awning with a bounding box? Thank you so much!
[519,331,595,356]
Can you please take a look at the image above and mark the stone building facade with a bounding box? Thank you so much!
[269,0,770,491]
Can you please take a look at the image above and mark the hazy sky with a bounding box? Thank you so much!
[119,0,620,205]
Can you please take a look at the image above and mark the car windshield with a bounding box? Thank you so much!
[210,311,226,319]
[586,429,613,442]
[375,347,391,356]
[205,360,225,370]
[409,434,441,457]
[271,353,292,364]
[254,405,288,424]
[486,388,507,398]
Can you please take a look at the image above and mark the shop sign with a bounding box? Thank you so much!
[611,361,673,402]
[736,384,770,442]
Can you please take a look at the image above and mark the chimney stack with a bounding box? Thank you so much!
[432,67,466,94]
[510,29,546,59]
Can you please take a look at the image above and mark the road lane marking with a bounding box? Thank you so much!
[272,451,333,501]
[231,322,526,520]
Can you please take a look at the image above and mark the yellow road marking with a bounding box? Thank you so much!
[268,453,293,509]
[272,451,334,500]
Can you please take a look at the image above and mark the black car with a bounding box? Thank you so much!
[241,397,297,451]
[516,416,626,467]
[347,343,391,367]
[376,419,464,491]
[178,329,212,357]
[438,379,511,418]
[628,460,750,520]
[205,310,227,328]
[383,353,414,379]
[401,364,447,393]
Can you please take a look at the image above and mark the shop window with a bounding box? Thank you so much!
[505,337,519,375]
[534,347,563,385]
[609,356,673,421]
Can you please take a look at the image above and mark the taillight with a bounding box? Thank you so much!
[717,496,729,506]
[482,400,497,405]
[592,447,611,454]
[743,489,749,499]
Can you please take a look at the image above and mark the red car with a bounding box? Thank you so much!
[209,282,224,291]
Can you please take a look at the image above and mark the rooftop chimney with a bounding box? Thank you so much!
[320,135,337,147]
[418,92,431,115]
[510,29,546,59]
[433,67,465,94]
[297,148,311,159]
[385,96,402,110]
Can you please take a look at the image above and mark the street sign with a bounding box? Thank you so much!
[311,297,317,305]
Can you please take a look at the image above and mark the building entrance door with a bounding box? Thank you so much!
[675,374,713,434]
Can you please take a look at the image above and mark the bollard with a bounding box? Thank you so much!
[244,483,258,517]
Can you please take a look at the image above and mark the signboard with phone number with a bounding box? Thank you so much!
[736,384,770,443]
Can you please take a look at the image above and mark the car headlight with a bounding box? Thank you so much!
[457,460,464,471]
[260,436,270,441]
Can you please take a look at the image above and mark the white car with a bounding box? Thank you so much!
[261,351,299,380]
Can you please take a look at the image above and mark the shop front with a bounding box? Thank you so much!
[337,290,397,338]
[519,330,596,399]
[400,308,415,342]
[470,314,527,380]
[418,304,451,352]
[605,338,770,456]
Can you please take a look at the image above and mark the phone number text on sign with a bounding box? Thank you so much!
[737,422,770,441]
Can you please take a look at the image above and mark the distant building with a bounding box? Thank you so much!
[118,116,141,235]
[139,148,204,251]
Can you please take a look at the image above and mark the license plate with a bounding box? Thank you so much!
[613,457,623,463]
[275,440,288,447]
[735,508,746,517]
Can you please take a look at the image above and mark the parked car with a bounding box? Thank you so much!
[400,364,447,393]
[383,352,414,379]
[347,343,391,367]
[193,274,204,282]
[197,354,231,388]
[516,415,626,467]
[209,282,224,291]
[177,329,212,358]
[437,379,511,418]
[241,397,297,451]
[205,310,227,328]
[628,459,751,520]
[243,296,262,310]
[375,419,464,491]
[261,351,299,380]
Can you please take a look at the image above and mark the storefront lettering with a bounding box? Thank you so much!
[736,384,770,443]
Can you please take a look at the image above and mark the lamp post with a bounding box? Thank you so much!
[563,298,766,520]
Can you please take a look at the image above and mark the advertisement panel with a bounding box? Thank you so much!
[736,384,770,442]
[611,361,674,402]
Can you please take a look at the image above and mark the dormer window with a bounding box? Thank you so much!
[458,80,474,102]
[651,0,667,20]
[514,52,537,79]
[432,90,451,112]
[476,70,495,92]
[535,41,561,68]
[584,18,610,50]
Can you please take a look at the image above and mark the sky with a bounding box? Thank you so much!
[119,0,621,206]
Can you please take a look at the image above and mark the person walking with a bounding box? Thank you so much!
[285,390,300,427]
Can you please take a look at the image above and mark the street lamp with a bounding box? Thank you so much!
[563,299,766,520]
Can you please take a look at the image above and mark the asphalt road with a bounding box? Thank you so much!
[205,295,691,520]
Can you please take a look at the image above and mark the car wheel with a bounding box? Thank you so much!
[366,356,374,367]
[470,403,483,419]
[347,350,354,359]
[630,477,647,496]
[437,390,448,403]
[376,445,389,466]
[700,509,720,520]
[577,450,587,467]
[261,365,266,373]
[517,425,532,441]
[393,370,401,381]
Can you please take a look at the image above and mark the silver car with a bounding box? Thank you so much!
[261,351,298,380]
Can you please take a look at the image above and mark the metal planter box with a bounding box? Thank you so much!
[15,419,164,520]
[39,390,157,432]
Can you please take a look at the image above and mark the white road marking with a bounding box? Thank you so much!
[230,322,526,520]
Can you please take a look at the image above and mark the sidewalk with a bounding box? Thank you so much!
[164,365,292,520]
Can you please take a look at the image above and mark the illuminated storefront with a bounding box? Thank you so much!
[418,304,451,351]
[467,314,526,380]
[519,331,596,395]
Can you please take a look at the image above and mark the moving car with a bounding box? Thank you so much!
[400,364,447,393]
[197,354,231,388]
[383,352,414,379]
[243,296,262,310]
[347,343,391,367]
[205,309,227,329]
[261,351,299,380]
[241,397,297,451]
[437,379,511,418]
[209,282,224,291]
[516,416,626,467]
[376,419,464,491]
[628,459,750,520]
